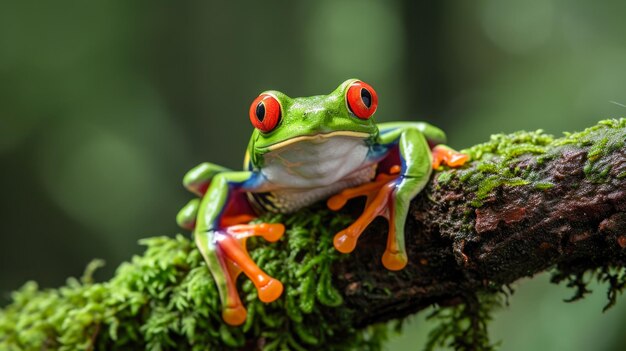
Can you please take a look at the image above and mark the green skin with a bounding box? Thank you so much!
[177,79,452,323]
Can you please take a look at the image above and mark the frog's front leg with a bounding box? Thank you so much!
[328,126,468,270]
[194,171,284,326]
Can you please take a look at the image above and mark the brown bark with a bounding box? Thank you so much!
[334,131,626,327]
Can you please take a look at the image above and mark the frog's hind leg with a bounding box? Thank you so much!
[177,199,258,231]
[195,171,285,326]
[177,162,232,230]
[177,198,201,230]
[183,162,231,196]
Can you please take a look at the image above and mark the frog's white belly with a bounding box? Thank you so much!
[255,136,376,213]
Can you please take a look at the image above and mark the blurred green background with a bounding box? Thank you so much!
[1,1,626,350]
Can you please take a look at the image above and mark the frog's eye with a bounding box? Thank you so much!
[249,94,281,133]
[346,81,378,120]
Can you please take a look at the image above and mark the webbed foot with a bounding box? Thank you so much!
[197,220,285,326]
[327,166,408,270]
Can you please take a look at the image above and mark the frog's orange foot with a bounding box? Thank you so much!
[215,222,285,326]
[431,145,469,169]
[327,165,400,212]
[327,166,407,270]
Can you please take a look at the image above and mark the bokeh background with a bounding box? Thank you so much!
[2,1,626,350]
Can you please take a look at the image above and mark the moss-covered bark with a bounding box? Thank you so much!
[0,210,388,351]
[1,119,625,351]
[335,119,626,328]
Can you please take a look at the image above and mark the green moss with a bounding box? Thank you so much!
[587,137,609,161]
[445,119,626,207]
[555,119,626,183]
[464,129,553,161]
[437,172,453,186]
[533,182,554,190]
[448,129,553,207]
[0,207,388,351]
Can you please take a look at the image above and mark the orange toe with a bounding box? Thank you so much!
[261,223,285,242]
[221,214,257,227]
[223,305,247,326]
[389,165,402,174]
[257,278,283,303]
[333,230,358,253]
[327,195,348,211]
[432,145,469,169]
[382,251,408,271]
[448,153,469,167]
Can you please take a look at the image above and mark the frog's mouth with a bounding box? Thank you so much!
[267,131,370,151]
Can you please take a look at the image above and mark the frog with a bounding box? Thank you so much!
[176,79,469,326]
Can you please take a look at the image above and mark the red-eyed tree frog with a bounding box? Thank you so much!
[176,79,468,326]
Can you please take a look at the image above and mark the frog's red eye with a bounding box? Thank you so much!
[249,94,281,133]
[346,81,378,120]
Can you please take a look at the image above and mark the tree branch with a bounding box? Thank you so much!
[336,119,626,327]
[1,120,625,350]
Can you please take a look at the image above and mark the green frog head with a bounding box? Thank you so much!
[246,79,380,168]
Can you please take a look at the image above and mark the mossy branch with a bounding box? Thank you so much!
[2,119,626,350]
